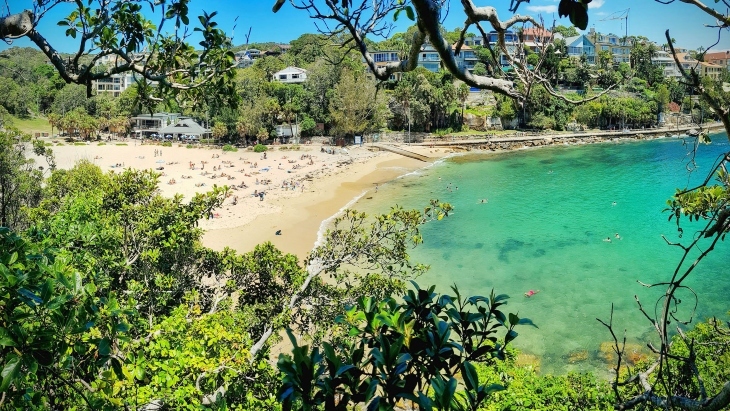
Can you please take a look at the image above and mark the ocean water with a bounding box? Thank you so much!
[351,134,730,375]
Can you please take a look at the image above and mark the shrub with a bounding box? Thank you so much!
[116,143,128,146]
[97,142,106,146]
[222,144,237,152]
[475,349,614,410]
[290,144,301,151]
[161,141,172,147]
[73,142,86,146]
[433,128,453,137]
[55,143,64,146]
[253,144,267,153]
[44,142,54,147]
[186,144,194,149]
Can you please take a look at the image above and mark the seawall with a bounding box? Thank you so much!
[414,123,726,152]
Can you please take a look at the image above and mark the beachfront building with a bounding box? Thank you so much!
[675,52,700,73]
[558,34,596,64]
[130,112,185,138]
[461,31,520,67]
[699,61,723,80]
[365,50,402,81]
[652,50,683,78]
[234,50,256,68]
[588,28,632,64]
[704,51,730,70]
[418,43,441,72]
[272,66,307,83]
[158,118,210,140]
[463,35,484,47]
[522,27,552,53]
[488,30,520,66]
[455,45,479,72]
[93,73,136,97]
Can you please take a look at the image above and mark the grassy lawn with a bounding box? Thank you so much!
[7,115,52,135]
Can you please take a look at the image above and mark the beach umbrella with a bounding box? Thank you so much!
[156,159,165,164]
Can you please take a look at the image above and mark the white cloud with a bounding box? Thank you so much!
[526,5,558,13]
[588,0,605,9]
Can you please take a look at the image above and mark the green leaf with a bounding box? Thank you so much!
[461,361,478,391]
[7,252,17,266]
[484,383,505,395]
[570,4,589,30]
[98,338,111,357]
[0,356,21,392]
[505,329,518,344]
[0,328,16,347]
[558,0,572,17]
[111,357,124,379]
[18,288,42,307]
[31,350,53,367]
[405,6,415,21]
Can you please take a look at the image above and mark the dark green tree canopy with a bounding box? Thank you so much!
[0,1,237,111]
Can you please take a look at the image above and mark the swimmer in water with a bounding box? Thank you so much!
[612,201,617,206]
[603,237,612,242]
[615,233,621,239]
[525,289,540,297]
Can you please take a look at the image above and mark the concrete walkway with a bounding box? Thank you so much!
[415,123,725,147]
[372,143,431,162]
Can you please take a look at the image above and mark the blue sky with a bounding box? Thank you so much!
[1,0,727,53]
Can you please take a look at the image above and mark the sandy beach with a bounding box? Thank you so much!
[31,140,443,260]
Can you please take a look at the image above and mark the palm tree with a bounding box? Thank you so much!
[47,113,60,138]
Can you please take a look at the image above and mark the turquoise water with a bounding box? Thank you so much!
[353,134,730,375]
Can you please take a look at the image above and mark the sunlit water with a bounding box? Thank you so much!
[351,134,730,375]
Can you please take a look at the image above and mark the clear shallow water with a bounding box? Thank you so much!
[353,135,730,375]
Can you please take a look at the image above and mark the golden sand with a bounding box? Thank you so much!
[32,140,444,260]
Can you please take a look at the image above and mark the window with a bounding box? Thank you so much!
[279,74,287,80]
[602,45,609,50]
[291,74,300,79]
[391,53,398,60]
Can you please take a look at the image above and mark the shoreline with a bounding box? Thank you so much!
[201,152,436,259]
[27,124,727,263]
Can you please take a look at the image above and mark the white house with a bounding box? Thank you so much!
[272,66,307,83]
[652,50,682,78]
[93,73,135,97]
